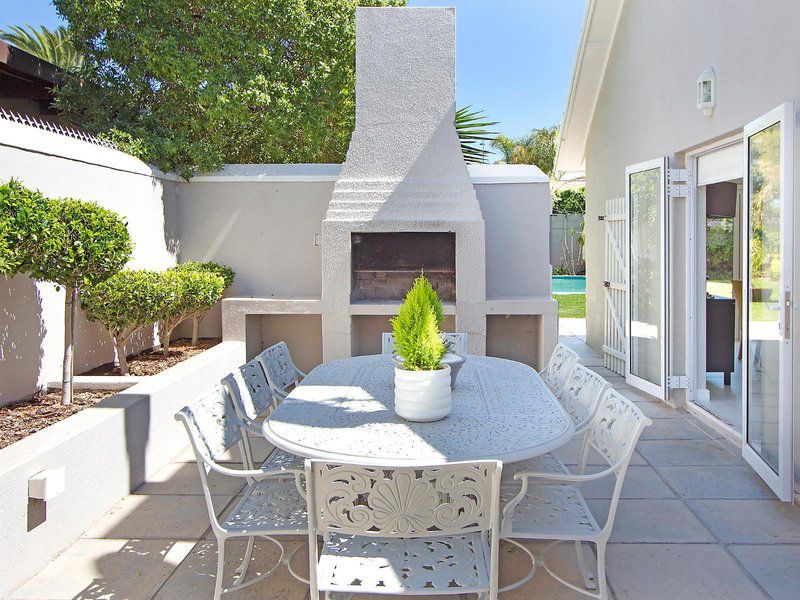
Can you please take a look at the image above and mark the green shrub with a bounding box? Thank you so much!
[0,180,54,277]
[82,270,166,375]
[170,261,235,344]
[1,183,133,404]
[552,186,585,214]
[157,269,225,355]
[391,275,447,371]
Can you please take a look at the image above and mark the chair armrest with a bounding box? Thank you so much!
[206,460,293,481]
[240,417,263,438]
[513,465,616,484]
[295,367,307,380]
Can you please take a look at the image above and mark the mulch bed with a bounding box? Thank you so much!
[0,338,220,449]
[84,338,220,377]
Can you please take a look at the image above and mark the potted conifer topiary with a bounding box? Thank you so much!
[391,274,452,422]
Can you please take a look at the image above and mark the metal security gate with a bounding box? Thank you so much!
[602,197,627,374]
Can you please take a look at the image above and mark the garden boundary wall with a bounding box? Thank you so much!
[0,117,181,405]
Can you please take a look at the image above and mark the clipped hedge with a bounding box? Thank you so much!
[82,270,166,375]
[170,261,235,344]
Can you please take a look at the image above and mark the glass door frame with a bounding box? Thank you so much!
[741,102,794,502]
[625,157,669,400]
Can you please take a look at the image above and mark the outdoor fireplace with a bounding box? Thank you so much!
[351,232,456,301]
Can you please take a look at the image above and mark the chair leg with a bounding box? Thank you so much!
[233,536,255,585]
[214,538,226,600]
[575,540,597,590]
[596,542,608,600]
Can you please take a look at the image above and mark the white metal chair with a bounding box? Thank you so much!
[175,386,308,600]
[540,342,580,397]
[221,359,306,476]
[501,389,652,599]
[503,364,611,481]
[255,341,306,408]
[382,331,468,355]
[305,460,514,599]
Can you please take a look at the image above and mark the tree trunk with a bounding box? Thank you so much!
[114,335,129,376]
[61,284,77,405]
[161,324,172,357]
[191,315,200,345]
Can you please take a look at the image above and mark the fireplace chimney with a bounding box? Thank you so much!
[322,7,486,360]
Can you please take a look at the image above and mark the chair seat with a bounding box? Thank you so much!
[261,447,305,472]
[500,483,601,541]
[317,533,491,595]
[222,478,307,535]
[501,452,569,481]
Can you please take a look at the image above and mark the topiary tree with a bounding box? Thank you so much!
[0,180,55,277]
[157,269,225,356]
[391,274,447,371]
[81,270,167,375]
[26,198,133,404]
[170,261,235,344]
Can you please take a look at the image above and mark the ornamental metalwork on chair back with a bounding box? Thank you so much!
[559,364,611,430]
[540,343,580,394]
[307,461,500,537]
[588,388,650,470]
[256,341,305,407]
[221,359,273,419]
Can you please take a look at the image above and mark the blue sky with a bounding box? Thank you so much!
[2,0,584,142]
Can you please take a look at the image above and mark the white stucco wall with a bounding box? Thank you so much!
[0,119,179,405]
[582,0,800,487]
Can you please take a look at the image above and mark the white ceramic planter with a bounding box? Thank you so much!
[394,364,452,422]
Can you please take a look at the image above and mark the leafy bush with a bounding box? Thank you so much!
[1,182,133,403]
[552,186,585,214]
[170,261,235,344]
[706,217,734,280]
[157,269,225,356]
[82,270,167,375]
[1,180,51,276]
[391,275,447,371]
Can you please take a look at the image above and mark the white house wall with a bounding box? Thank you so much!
[582,0,800,483]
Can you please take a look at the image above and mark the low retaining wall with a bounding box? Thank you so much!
[0,341,245,597]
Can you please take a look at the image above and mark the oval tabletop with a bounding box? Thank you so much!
[262,354,574,465]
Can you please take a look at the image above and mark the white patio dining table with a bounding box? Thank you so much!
[262,354,575,465]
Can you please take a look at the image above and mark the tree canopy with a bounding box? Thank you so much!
[492,125,559,176]
[53,0,405,177]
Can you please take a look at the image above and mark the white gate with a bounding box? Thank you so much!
[603,197,627,374]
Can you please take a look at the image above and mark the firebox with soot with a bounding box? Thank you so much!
[350,232,456,302]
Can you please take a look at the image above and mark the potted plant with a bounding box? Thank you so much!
[391,274,452,422]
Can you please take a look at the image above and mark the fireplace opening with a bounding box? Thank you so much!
[351,232,456,302]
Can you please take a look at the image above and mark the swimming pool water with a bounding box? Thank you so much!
[552,275,586,294]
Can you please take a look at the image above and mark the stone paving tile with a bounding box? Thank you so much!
[636,439,744,466]
[578,466,675,499]
[606,543,767,599]
[82,494,234,540]
[587,499,715,543]
[136,461,246,496]
[686,499,800,544]
[624,399,687,419]
[728,544,800,600]
[639,418,712,441]
[553,439,646,466]
[656,466,774,499]
[8,539,194,600]
[153,539,309,600]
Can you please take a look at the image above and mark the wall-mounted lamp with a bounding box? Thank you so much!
[697,67,716,117]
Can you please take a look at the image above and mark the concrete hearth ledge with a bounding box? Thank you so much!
[0,341,245,598]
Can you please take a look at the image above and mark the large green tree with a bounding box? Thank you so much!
[492,125,559,176]
[53,0,404,177]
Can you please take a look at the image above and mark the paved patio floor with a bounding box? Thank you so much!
[9,322,800,599]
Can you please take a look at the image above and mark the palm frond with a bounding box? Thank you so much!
[0,25,84,71]
[455,105,499,164]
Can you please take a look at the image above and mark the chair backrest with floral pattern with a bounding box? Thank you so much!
[559,364,610,430]
[540,343,580,395]
[256,341,302,405]
[222,358,274,419]
[382,332,468,356]
[306,460,501,538]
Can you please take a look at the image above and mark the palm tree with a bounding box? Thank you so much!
[0,25,83,71]
[455,106,498,164]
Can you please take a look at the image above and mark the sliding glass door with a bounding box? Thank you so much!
[742,103,794,501]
